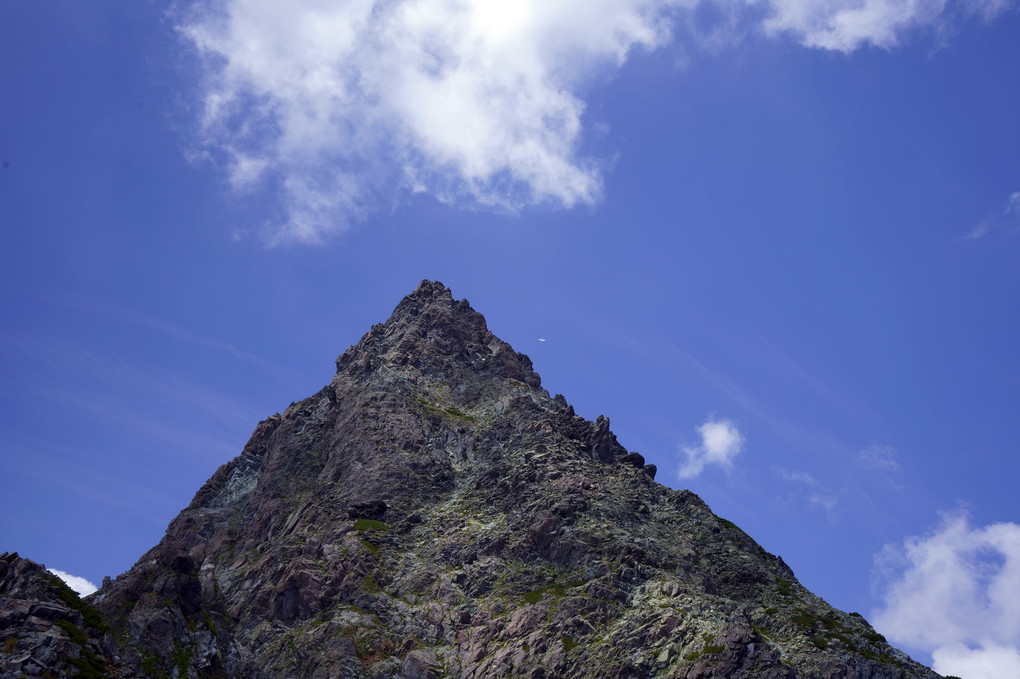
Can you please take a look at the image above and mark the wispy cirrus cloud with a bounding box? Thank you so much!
[775,466,843,517]
[9,441,177,524]
[53,297,296,379]
[872,511,1020,679]
[858,443,899,471]
[176,0,1014,244]
[962,190,1020,240]
[1008,191,1020,223]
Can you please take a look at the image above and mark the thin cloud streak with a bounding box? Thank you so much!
[858,444,899,471]
[3,331,266,434]
[8,438,178,506]
[601,320,866,468]
[775,466,843,518]
[749,330,881,429]
[42,385,243,463]
[1008,192,1020,217]
[56,297,298,380]
[960,189,1020,240]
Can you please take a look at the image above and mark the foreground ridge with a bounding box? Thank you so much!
[3,281,942,679]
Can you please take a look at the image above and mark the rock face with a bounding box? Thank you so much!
[4,282,943,678]
[0,552,129,678]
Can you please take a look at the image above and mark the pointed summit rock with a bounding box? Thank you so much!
[334,279,542,396]
[76,282,939,679]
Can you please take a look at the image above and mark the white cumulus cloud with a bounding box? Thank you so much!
[872,511,1020,679]
[177,0,692,243]
[177,0,1016,243]
[47,568,99,597]
[679,416,744,478]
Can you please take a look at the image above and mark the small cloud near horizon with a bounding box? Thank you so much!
[47,568,99,597]
[679,417,744,478]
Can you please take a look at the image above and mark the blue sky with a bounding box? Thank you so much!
[2,2,1019,677]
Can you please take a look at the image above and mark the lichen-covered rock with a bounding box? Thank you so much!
[14,281,944,679]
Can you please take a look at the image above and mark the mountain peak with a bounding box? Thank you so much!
[387,279,460,323]
[409,278,456,301]
[48,282,941,679]
[335,280,541,392]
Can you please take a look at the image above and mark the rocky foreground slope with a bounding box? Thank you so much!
[3,281,943,679]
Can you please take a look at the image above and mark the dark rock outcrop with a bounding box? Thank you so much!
[0,552,130,678]
[4,281,942,679]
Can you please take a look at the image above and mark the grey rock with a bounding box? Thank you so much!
[0,553,131,679]
[5,282,944,679]
[400,649,440,679]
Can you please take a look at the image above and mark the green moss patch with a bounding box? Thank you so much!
[54,619,106,679]
[171,645,194,678]
[863,630,887,644]
[54,619,89,647]
[69,653,107,679]
[792,613,818,629]
[717,517,742,533]
[522,583,567,604]
[360,572,382,593]
[354,518,391,532]
[47,575,108,632]
[416,398,477,423]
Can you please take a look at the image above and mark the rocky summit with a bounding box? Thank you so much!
[2,281,944,679]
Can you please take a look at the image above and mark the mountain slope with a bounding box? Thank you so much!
[86,280,941,679]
